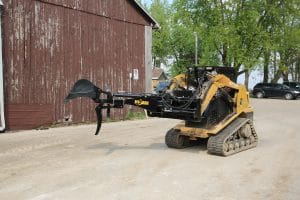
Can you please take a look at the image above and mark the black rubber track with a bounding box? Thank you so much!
[207,118,258,156]
[165,129,190,149]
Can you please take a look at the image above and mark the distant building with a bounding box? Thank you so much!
[0,0,158,130]
[152,67,168,90]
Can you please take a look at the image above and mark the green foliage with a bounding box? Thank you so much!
[169,25,196,75]
[149,0,172,67]
[148,0,300,83]
[257,0,300,82]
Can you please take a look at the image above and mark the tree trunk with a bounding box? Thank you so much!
[283,73,289,82]
[234,63,242,77]
[280,53,290,82]
[222,43,228,66]
[272,51,277,80]
[263,51,270,82]
[153,57,157,68]
[244,69,250,90]
[291,64,295,81]
[272,69,283,83]
[296,57,300,82]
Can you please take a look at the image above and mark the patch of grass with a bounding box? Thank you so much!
[124,110,146,120]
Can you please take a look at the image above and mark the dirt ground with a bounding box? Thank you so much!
[0,98,300,200]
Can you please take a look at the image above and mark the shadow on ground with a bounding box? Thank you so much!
[88,139,208,155]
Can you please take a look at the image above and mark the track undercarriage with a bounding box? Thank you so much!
[165,117,258,156]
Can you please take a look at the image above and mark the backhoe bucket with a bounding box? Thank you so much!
[65,79,104,135]
[65,79,100,103]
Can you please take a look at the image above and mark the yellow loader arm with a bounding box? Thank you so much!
[168,73,187,90]
[200,74,252,116]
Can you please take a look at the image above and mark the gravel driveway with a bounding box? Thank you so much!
[0,99,300,200]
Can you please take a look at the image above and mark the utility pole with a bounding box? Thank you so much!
[194,32,198,66]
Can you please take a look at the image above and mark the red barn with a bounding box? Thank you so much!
[0,0,158,131]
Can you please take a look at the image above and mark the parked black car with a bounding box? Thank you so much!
[283,81,300,91]
[253,83,300,100]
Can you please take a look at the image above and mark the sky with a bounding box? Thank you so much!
[141,0,173,6]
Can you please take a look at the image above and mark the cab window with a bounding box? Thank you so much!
[282,85,290,89]
[274,84,282,89]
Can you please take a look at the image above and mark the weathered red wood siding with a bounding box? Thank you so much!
[2,0,149,129]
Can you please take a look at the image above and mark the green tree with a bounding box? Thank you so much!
[149,0,172,68]
[172,0,265,88]
[257,0,300,82]
[149,0,300,87]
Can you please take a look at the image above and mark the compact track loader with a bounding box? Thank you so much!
[65,66,257,156]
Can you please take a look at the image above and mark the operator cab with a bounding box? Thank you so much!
[186,66,237,89]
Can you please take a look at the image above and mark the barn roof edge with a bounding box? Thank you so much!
[133,0,160,29]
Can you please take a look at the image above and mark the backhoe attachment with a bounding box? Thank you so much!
[65,79,113,135]
[65,75,202,136]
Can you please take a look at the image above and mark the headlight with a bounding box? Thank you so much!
[293,91,300,94]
